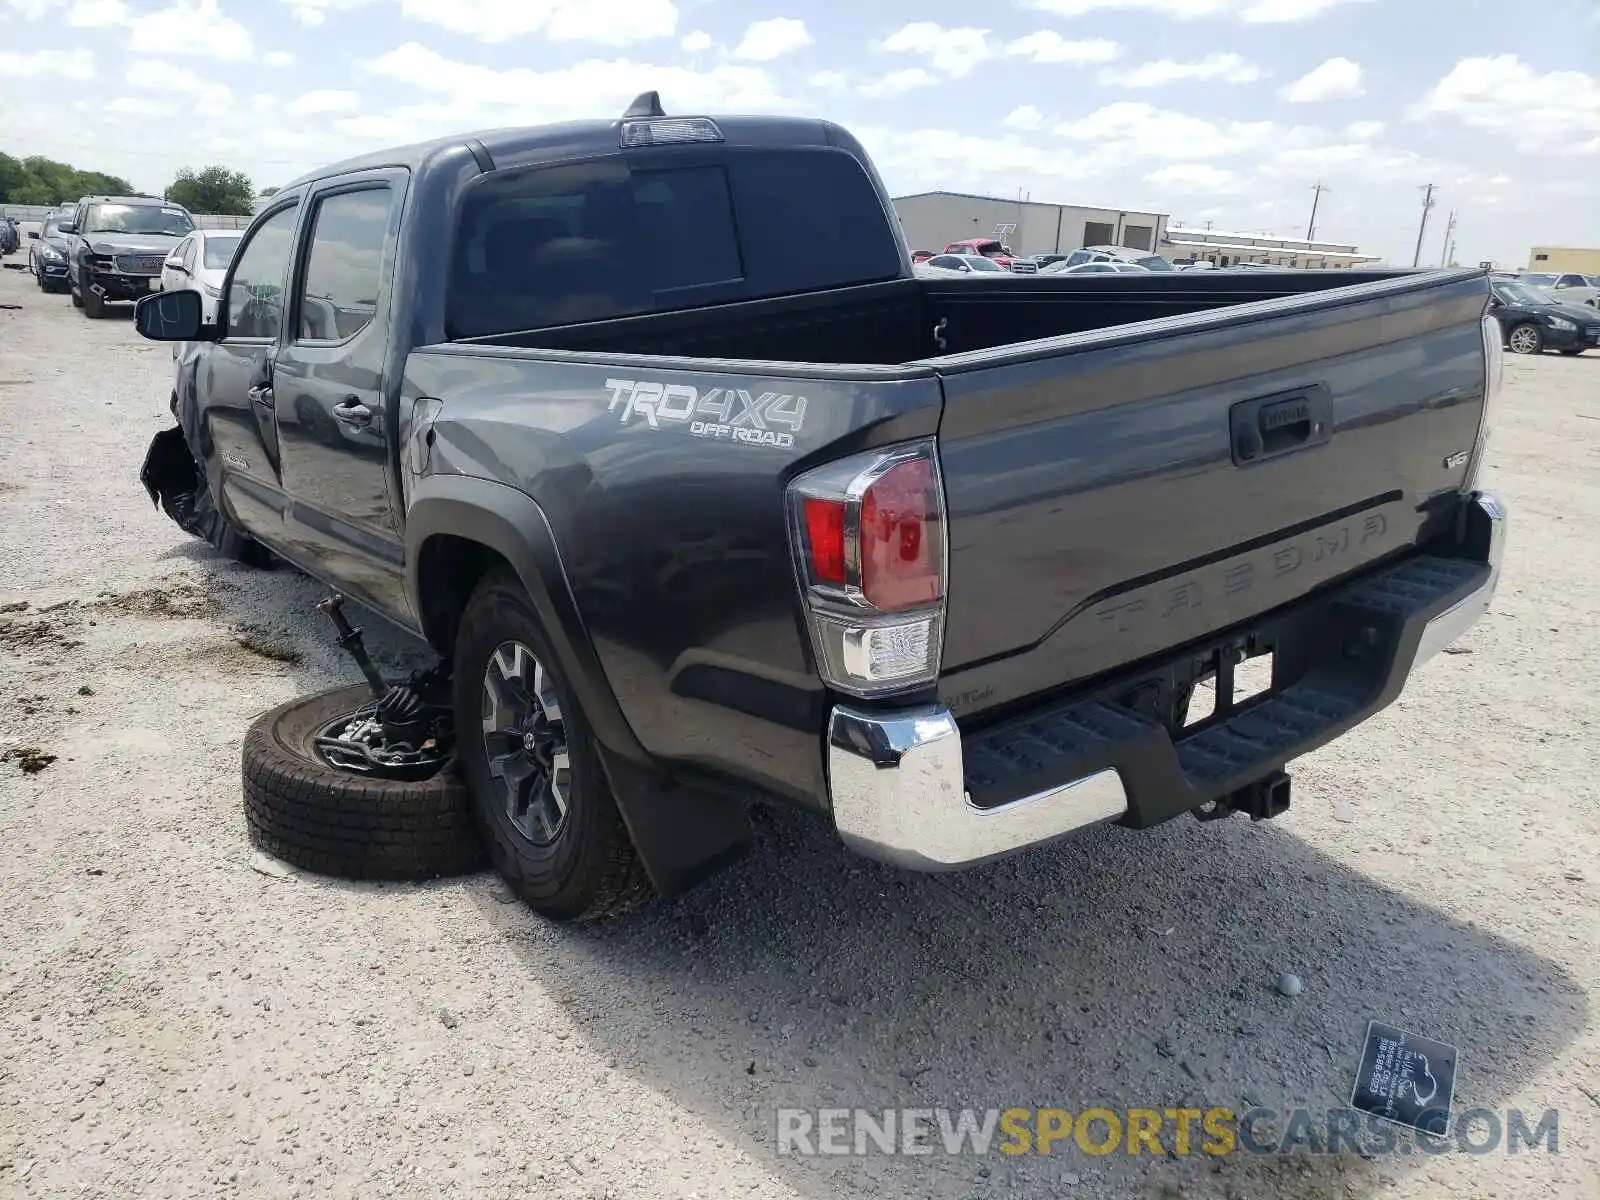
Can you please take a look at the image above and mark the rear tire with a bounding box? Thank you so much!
[1506,323,1543,355]
[452,568,651,921]
[242,685,482,881]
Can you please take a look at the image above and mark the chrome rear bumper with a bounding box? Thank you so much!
[826,491,1506,871]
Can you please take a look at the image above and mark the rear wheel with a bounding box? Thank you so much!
[1506,323,1543,355]
[452,568,651,921]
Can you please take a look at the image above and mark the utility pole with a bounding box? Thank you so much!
[1306,181,1327,241]
[1412,183,1437,268]
[1439,208,1457,267]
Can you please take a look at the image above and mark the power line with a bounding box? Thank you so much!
[1411,183,1437,269]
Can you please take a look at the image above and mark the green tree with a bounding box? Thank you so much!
[0,152,133,205]
[164,165,254,216]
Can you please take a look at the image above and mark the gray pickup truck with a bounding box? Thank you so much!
[135,93,1507,921]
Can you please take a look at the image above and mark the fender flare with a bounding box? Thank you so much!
[403,473,753,896]
[404,472,646,766]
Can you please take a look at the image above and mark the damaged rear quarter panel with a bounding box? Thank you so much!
[402,346,944,808]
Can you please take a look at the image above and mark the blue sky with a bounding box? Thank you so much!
[2,0,1596,265]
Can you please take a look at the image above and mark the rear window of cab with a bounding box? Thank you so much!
[447,148,903,338]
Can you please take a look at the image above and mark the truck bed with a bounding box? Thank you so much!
[413,267,1491,808]
[460,269,1438,365]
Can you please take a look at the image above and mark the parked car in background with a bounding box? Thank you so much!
[1517,271,1599,307]
[60,195,196,319]
[942,237,1016,269]
[1056,244,1174,272]
[160,229,242,323]
[1031,253,1070,270]
[923,253,1007,274]
[1230,261,1288,272]
[1041,259,1151,275]
[0,217,18,256]
[1488,279,1600,355]
[26,211,74,292]
[911,250,935,263]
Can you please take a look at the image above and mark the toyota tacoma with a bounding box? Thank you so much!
[133,93,1507,920]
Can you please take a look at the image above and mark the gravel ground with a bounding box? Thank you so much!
[1,263,1597,1200]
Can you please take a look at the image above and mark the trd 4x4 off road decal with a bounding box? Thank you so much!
[605,378,808,449]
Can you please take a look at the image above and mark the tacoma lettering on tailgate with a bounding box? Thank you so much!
[1092,512,1392,636]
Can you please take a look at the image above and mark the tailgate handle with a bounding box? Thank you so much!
[1231,387,1333,465]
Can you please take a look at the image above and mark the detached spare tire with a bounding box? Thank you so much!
[242,685,482,880]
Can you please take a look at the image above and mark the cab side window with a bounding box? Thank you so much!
[226,205,299,340]
[296,187,393,342]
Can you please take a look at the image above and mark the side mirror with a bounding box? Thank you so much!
[28,230,39,240]
[134,289,214,341]
[57,222,76,234]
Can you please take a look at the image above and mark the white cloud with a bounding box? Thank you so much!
[396,0,678,45]
[1345,119,1384,139]
[358,41,788,135]
[67,0,126,25]
[1145,163,1241,192]
[128,0,252,61]
[1054,101,1281,160]
[279,0,372,23]
[1006,31,1120,64]
[1415,55,1600,154]
[807,68,849,92]
[1280,56,1363,102]
[732,17,810,61]
[0,46,94,78]
[263,50,294,66]
[1102,52,1262,87]
[1003,104,1045,131]
[679,29,711,52]
[287,88,360,115]
[860,68,938,98]
[1029,0,1369,19]
[880,21,992,77]
[126,57,231,102]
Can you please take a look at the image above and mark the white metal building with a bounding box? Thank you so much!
[1159,226,1381,269]
[892,190,1169,259]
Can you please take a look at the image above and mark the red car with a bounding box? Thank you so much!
[942,237,1015,269]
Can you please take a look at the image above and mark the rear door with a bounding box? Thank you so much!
[927,271,1491,719]
[271,170,409,618]
[204,200,301,539]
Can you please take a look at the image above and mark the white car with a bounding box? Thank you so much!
[1041,260,1152,275]
[1519,271,1600,308]
[160,229,243,322]
[922,253,1009,275]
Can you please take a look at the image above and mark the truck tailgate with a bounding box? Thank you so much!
[929,270,1490,719]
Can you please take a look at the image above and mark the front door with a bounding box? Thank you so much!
[204,201,301,540]
[272,171,410,619]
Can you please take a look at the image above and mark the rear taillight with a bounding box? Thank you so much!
[787,440,947,697]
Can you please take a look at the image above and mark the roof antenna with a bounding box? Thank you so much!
[623,91,665,119]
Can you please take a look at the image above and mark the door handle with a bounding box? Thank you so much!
[333,398,372,426]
